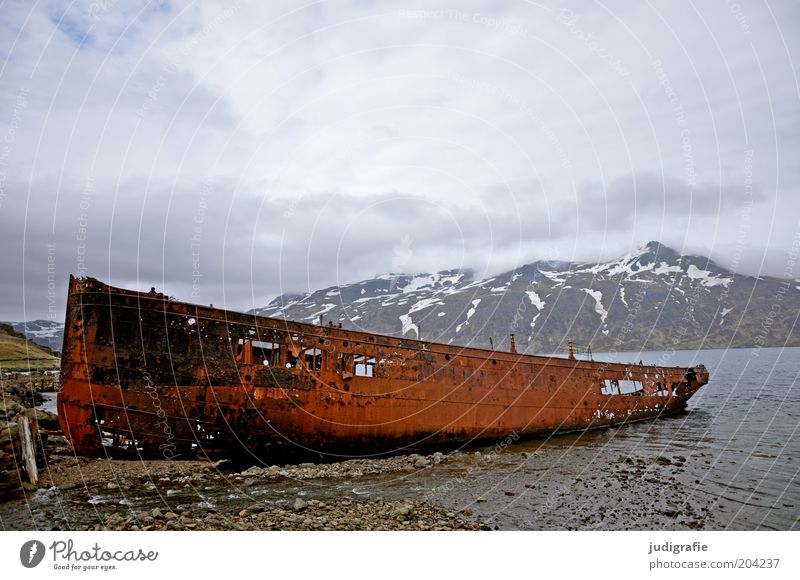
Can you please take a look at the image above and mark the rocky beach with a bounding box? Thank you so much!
[18,451,487,531]
[0,371,60,494]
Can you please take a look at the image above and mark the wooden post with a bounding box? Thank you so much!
[19,416,38,487]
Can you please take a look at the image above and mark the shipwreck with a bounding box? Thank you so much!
[58,276,708,459]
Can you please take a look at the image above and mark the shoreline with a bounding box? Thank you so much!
[3,450,488,531]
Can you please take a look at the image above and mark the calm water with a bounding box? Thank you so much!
[4,347,799,530]
[423,345,800,530]
[338,345,799,530]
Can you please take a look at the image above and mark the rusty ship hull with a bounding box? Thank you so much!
[57,276,708,459]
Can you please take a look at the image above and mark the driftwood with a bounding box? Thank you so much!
[18,416,38,487]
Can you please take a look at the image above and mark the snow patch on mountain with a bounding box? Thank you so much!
[573,242,681,279]
[305,303,336,321]
[686,265,732,288]
[653,262,683,275]
[538,270,566,285]
[461,277,495,290]
[353,295,383,304]
[719,306,734,325]
[4,320,65,351]
[606,256,655,277]
[402,271,465,293]
[11,322,62,339]
[582,289,608,323]
[399,314,419,338]
[525,291,545,310]
[257,294,310,316]
[408,297,445,314]
[456,299,482,333]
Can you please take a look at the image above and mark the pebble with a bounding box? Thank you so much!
[227,451,451,482]
[85,498,488,531]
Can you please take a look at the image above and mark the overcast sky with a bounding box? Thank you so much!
[1,0,798,321]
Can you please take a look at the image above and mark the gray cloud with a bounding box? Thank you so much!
[0,0,798,319]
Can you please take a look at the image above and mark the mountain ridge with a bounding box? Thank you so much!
[1,320,64,353]
[6,242,796,356]
[252,241,800,353]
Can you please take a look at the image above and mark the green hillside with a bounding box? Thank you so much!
[0,323,59,371]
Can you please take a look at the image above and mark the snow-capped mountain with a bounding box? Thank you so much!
[4,320,64,353]
[252,242,800,353]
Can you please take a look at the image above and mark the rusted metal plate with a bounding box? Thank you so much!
[57,276,709,459]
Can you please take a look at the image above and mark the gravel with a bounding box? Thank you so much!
[88,498,487,531]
